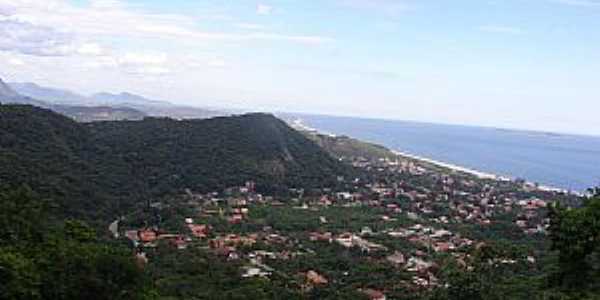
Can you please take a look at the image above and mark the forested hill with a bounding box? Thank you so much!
[0,104,351,221]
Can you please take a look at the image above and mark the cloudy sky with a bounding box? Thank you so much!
[1,0,599,135]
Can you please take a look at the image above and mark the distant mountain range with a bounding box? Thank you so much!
[91,91,171,107]
[1,79,146,121]
[1,78,228,121]
[0,79,22,100]
[10,82,97,106]
[0,79,47,106]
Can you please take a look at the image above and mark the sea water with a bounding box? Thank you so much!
[288,114,600,192]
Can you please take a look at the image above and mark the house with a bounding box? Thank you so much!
[228,214,244,224]
[433,242,453,252]
[386,251,406,266]
[125,230,140,243]
[310,232,333,243]
[188,224,209,238]
[516,220,527,228]
[306,270,328,285]
[430,229,452,239]
[407,212,419,221]
[228,198,247,207]
[336,192,353,200]
[406,257,433,273]
[265,234,287,245]
[335,233,354,248]
[138,229,157,243]
[242,267,270,278]
[361,226,373,236]
[319,196,332,206]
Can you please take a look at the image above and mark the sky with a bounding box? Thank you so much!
[1,0,599,135]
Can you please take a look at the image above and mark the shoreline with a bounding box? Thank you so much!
[390,150,582,195]
[390,150,583,196]
[288,117,577,195]
[390,150,574,194]
[390,150,584,196]
[390,150,503,180]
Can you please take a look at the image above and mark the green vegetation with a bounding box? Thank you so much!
[1,103,598,299]
[52,105,146,122]
[545,188,600,298]
[305,132,396,161]
[0,104,351,221]
[0,187,154,300]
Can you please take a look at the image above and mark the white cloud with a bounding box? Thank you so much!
[83,56,118,69]
[207,58,227,68]
[119,52,167,66]
[127,66,170,76]
[7,57,24,66]
[479,25,524,34]
[0,19,74,56]
[257,4,273,15]
[0,0,331,57]
[80,51,171,77]
[77,43,104,56]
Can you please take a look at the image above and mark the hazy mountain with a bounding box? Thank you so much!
[91,92,227,119]
[0,78,21,99]
[51,105,146,122]
[10,82,94,105]
[8,80,227,119]
[1,78,48,106]
[91,91,172,107]
[2,79,146,121]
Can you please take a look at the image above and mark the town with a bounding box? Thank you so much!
[113,145,578,299]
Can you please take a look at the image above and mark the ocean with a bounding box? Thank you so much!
[285,113,600,192]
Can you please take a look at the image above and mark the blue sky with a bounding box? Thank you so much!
[1,0,600,135]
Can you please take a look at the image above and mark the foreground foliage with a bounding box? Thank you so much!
[0,187,155,300]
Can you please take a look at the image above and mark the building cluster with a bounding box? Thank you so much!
[116,154,576,294]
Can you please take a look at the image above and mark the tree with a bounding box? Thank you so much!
[0,186,156,300]
[0,250,41,300]
[547,188,600,296]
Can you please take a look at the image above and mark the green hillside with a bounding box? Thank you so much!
[0,104,351,221]
[305,132,396,161]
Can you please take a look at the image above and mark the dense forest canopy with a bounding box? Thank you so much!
[0,104,351,221]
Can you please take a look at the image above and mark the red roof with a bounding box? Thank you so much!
[139,230,157,243]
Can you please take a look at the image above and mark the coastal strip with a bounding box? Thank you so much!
[393,150,575,195]
[393,152,574,195]
[390,150,505,181]
[287,117,577,195]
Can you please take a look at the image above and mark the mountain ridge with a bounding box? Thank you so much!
[91,91,172,107]
[2,80,147,122]
[0,104,351,221]
[9,80,227,119]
